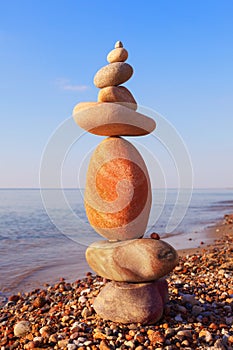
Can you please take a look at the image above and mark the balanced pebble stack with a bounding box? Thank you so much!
[73,41,178,324]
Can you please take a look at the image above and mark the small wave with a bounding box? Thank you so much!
[214,199,233,205]
[0,292,8,307]
[0,265,46,295]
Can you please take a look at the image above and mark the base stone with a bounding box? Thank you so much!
[93,278,168,325]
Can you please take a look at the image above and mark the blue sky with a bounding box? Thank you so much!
[0,0,233,188]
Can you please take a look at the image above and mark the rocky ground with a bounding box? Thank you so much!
[0,219,233,350]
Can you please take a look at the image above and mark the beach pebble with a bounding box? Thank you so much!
[175,314,183,322]
[58,339,68,348]
[33,296,46,308]
[78,295,87,304]
[67,344,77,350]
[94,62,133,88]
[98,86,137,110]
[181,294,199,305]
[177,330,193,338]
[115,40,123,48]
[67,345,77,350]
[73,102,156,136]
[8,295,20,303]
[86,239,178,282]
[212,339,227,349]
[199,329,213,342]
[24,341,36,349]
[148,330,165,345]
[192,305,204,316]
[93,280,165,324]
[99,340,111,350]
[124,340,135,347]
[39,325,53,338]
[84,137,152,241]
[150,232,160,240]
[81,307,92,318]
[14,320,31,337]
[49,333,58,343]
[107,47,128,63]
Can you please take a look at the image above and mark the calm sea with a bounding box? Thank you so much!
[0,188,233,296]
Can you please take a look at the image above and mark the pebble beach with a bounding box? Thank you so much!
[0,215,232,350]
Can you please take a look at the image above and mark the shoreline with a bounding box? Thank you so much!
[178,214,233,256]
[1,214,232,297]
[0,214,233,349]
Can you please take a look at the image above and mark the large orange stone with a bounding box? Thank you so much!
[84,137,152,240]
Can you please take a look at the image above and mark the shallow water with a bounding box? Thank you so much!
[0,188,233,295]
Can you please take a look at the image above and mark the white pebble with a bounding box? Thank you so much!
[14,321,31,337]
[78,295,87,303]
[33,336,43,342]
[71,321,80,330]
[77,337,87,343]
[67,345,77,350]
[84,340,92,346]
[81,288,91,295]
[177,330,192,338]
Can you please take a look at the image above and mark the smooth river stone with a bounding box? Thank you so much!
[107,47,128,63]
[115,40,123,48]
[86,238,178,282]
[73,102,156,136]
[14,321,31,337]
[84,137,152,241]
[98,86,137,110]
[94,62,133,88]
[93,279,168,324]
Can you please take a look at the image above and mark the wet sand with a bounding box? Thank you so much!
[178,214,233,256]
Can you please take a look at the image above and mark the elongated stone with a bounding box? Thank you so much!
[86,238,178,282]
[73,102,156,136]
[98,86,137,110]
[84,137,152,241]
[93,279,168,324]
[94,62,133,88]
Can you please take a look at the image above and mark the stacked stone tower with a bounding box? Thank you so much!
[73,41,178,324]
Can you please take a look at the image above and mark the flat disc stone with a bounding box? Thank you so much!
[73,102,156,136]
[93,279,168,324]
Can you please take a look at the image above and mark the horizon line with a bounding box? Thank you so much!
[0,187,232,190]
